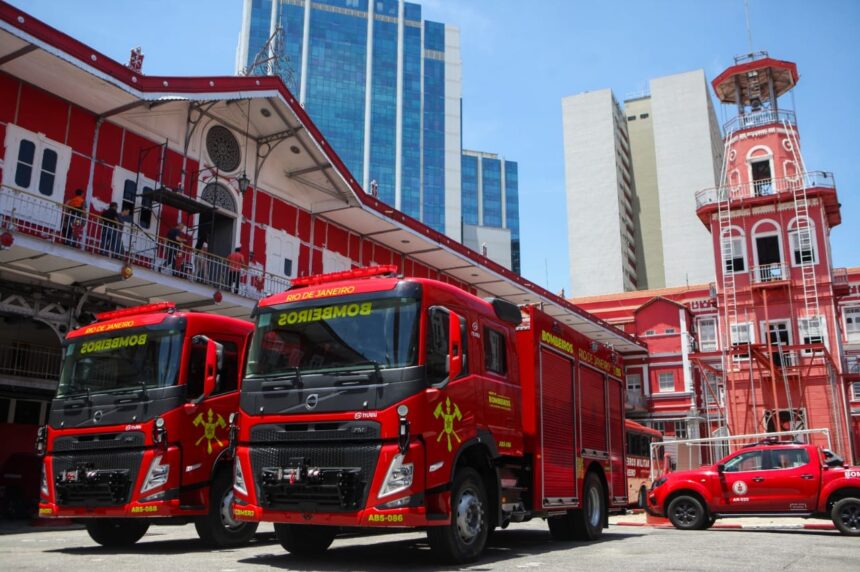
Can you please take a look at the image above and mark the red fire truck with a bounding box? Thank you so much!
[625,419,663,507]
[231,266,628,563]
[37,302,258,548]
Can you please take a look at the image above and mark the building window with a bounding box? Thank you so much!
[650,420,665,433]
[7,132,70,199]
[722,235,746,273]
[665,328,676,334]
[627,373,642,393]
[853,382,860,401]
[644,329,655,336]
[627,115,636,121]
[762,320,794,366]
[118,177,156,230]
[484,327,507,375]
[788,224,818,266]
[658,372,675,392]
[843,307,860,341]
[698,317,718,352]
[730,322,754,360]
[798,316,825,356]
[750,159,773,196]
[674,421,687,439]
[639,113,649,119]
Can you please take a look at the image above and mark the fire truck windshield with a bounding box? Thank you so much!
[57,328,183,397]
[247,294,419,377]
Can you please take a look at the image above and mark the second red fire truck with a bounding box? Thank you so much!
[37,303,257,547]
[231,266,628,563]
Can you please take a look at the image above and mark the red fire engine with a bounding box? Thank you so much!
[231,266,628,563]
[37,303,257,547]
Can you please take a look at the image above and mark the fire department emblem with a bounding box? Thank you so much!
[433,397,462,453]
[193,408,226,454]
[732,480,748,496]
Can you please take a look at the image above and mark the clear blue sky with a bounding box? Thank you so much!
[11,0,859,294]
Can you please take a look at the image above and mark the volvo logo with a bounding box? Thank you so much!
[92,410,103,423]
[305,394,319,410]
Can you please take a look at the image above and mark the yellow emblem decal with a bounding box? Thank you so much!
[433,397,462,452]
[193,409,227,454]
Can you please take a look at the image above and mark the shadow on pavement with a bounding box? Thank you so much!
[236,528,640,571]
[46,531,278,555]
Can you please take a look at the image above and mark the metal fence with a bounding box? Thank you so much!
[0,343,62,380]
[695,171,836,208]
[0,185,292,299]
[722,108,796,135]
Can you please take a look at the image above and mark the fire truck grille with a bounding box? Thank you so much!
[53,432,145,452]
[250,443,381,512]
[52,450,143,506]
[250,421,381,443]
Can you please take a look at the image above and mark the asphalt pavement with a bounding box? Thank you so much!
[0,515,854,572]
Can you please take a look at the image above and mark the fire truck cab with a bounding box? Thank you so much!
[37,303,257,547]
[232,267,628,563]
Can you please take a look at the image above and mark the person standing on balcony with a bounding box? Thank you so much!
[163,222,187,275]
[227,246,245,294]
[99,202,123,257]
[194,235,210,284]
[62,189,85,247]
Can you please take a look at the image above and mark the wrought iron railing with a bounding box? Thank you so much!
[695,171,836,208]
[750,262,789,284]
[0,342,62,380]
[0,185,292,300]
[722,109,796,136]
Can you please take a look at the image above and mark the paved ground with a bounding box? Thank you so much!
[0,515,854,572]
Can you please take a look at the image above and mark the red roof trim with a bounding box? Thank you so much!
[711,57,799,101]
[0,1,643,351]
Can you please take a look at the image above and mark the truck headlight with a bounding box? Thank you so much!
[233,458,247,496]
[378,454,413,498]
[140,455,170,493]
[40,463,49,497]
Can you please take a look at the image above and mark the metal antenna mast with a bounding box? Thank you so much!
[744,0,754,53]
[241,24,297,93]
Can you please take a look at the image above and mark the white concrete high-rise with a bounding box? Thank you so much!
[563,70,724,296]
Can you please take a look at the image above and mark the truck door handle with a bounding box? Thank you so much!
[752,477,765,483]
[800,474,814,480]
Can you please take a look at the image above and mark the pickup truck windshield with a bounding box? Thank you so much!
[247,295,419,376]
[57,328,183,397]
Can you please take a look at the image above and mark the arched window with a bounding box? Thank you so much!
[751,220,784,282]
[747,146,774,196]
[720,227,746,274]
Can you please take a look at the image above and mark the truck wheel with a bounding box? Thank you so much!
[427,468,489,563]
[85,519,150,547]
[195,471,259,547]
[274,524,336,555]
[571,472,605,541]
[831,497,860,536]
[667,495,706,531]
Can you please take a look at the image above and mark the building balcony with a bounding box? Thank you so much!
[845,354,860,380]
[0,342,61,387]
[750,263,790,287]
[722,108,796,137]
[695,171,836,209]
[833,267,851,296]
[0,185,291,316]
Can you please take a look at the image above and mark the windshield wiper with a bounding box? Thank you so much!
[260,368,303,391]
[333,360,383,385]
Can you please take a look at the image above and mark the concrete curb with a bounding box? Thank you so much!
[614,521,836,531]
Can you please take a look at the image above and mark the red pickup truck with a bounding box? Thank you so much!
[647,440,860,535]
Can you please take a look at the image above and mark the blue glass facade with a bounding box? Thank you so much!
[481,158,502,228]
[461,154,478,225]
[369,11,397,205]
[505,161,520,274]
[422,20,445,233]
[246,0,273,72]
[400,19,422,218]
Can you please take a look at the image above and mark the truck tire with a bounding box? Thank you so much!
[831,497,860,536]
[85,519,150,547]
[195,471,259,547]
[427,468,489,563]
[274,524,336,555]
[667,495,706,531]
[571,472,605,541]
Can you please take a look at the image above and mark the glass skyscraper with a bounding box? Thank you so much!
[237,0,520,273]
[461,150,520,274]
[238,0,460,238]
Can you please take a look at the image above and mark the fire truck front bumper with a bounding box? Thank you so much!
[230,498,446,528]
[38,494,193,519]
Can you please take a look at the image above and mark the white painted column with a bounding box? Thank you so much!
[500,157,506,228]
[680,307,693,394]
[362,0,375,192]
[476,153,483,225]
[299,0,312,105]
[268,0,279,76]
[393,0,404,209]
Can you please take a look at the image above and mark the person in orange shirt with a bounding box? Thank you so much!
[226,246,245,294]
[62,189,85,247]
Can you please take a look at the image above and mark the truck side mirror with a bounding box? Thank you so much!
[448,310,463,380]
[191,335,222,403]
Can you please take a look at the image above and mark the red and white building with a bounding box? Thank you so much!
[575,53,860,465]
